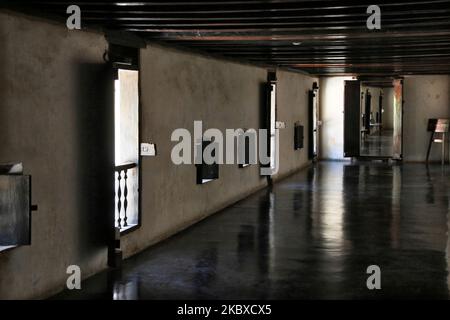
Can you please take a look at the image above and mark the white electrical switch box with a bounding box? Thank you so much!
[141,143,156,156]
[276,121,286,129]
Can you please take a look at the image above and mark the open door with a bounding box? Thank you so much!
[344,80,361,158]
[364,89,371,132]
[262,71,277,180]
[114,68,140,233]
[107,43,141,266]
[392,79,403,160]
[308,83,319,160]
[378,93,383,125]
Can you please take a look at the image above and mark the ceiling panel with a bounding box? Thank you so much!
[3,0,450,76]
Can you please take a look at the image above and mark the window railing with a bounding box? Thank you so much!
[114,162,138,230]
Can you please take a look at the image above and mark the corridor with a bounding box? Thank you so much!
[361,130,394,158]
[55,162,450,300]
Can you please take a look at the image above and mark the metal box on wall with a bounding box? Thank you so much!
[0,175,31,246]
[294,123,304,150]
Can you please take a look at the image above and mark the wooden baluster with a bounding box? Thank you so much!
[123,169,128,227]
[117,170,122,229]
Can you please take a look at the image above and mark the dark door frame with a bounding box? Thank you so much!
[350,80,403,160]
[107,45,142,267]
[112,63,142,236]
[308,82,319,160]
[265,71,277,185]
[392,79,404,160]
[344,80,361,158]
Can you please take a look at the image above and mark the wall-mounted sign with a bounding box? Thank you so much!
[141,143,156,156]
[427,119,450,133]
[275,121,286,129]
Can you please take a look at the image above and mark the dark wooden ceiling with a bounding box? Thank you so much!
[4,1,450,77]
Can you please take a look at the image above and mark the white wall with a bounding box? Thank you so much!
[319,77,353,160]
[403,75,450,162]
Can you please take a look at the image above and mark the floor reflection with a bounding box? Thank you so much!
[113,277,139,300]
[54,162,450,300]
[447,206,450,293]
[360,129,393,157]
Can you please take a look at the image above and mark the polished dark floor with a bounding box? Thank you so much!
[55,162,450,299]
[361,129,393,157]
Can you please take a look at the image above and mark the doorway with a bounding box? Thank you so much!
[264,71,277,179]
[308,82,319,160]
[114,68,140,233]
[344,79,403,159]
[360,85,393,157]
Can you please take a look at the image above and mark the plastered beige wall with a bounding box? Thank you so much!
[0,11,110,299]
[403,75,450,162]
[0,11,316,298]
